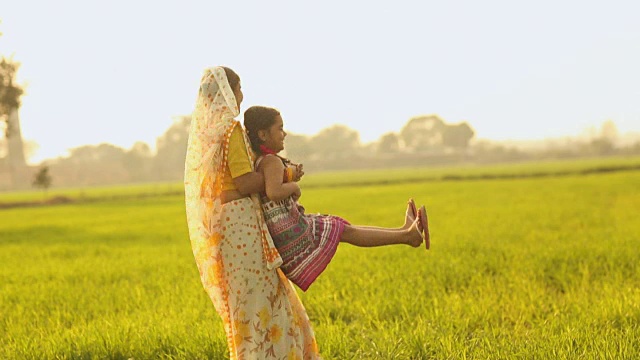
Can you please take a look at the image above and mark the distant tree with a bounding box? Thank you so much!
[0,57,24,137]
[283,133,311,162]
[32,165,52,198]
[377,132,401,154]
[309,124,360,159]
[1,23,25,136]
[589,138,615,155]
[442,122,475,149]
[400,115,445,151]
[61,143,129,185]
[583,120,619,156]
[154,115,191,180]
[67,143,126,164]
[600,120,618,142]
[23,139,39,161]
[124,141,152,182]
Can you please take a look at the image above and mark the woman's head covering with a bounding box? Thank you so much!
[186,67,239,183]
[184,67,282,320]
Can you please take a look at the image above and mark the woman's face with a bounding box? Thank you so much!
[262,115,287,152]
[233,81,243,109]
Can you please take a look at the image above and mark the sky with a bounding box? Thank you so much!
[2,0,640,164]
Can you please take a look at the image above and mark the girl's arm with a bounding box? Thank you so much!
[233,172,265,195]
[261,155,301,202]
[236,165,300,195]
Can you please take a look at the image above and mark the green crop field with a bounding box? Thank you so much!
[1,157,639,359]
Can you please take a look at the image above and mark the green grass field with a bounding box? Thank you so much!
[2,157,639,359]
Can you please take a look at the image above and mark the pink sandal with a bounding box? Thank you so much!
[418,205,430,250]
[409,198,430,250]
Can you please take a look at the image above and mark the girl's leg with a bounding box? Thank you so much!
[356,225,404,232]
[356,200,417,232]
[340,220,422,248]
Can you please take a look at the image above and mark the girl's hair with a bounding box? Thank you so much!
[222,66,240,90]
[243,106,281,153]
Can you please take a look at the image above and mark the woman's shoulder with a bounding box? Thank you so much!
[227,121,245,145]
[229,120,242,135]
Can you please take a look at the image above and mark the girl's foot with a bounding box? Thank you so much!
[404,198,418,230]
[406,218,423,247]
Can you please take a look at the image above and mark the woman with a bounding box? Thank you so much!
[184,66,320,359]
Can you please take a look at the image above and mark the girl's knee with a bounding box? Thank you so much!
[343,224,355,234]
[340,225,356,242]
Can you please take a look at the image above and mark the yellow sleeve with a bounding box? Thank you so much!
[227,125,253,179]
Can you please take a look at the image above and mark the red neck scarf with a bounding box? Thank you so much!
[259,144,277,156]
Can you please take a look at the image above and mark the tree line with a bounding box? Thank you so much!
[35,114,640,188]
[39,115,476,187]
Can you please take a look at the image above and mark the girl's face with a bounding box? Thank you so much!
[261,115,287,152]
[233,81,243,109]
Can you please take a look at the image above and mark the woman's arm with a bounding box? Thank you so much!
[261,156,300,202]
[226,125,266,195]
[233,172,265,195]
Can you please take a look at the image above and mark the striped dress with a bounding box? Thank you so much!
[257,156,348,291]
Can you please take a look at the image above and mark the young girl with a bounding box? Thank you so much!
[243,105,430,291]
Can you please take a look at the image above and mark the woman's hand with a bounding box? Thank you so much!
[291,185,302,202]
[233,172,265,195]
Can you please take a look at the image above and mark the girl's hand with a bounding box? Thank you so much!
[262,156,302,202]
[283,163,304,183]
[293,163,304,182]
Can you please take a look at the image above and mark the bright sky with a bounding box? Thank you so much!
[2,1,640,164]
